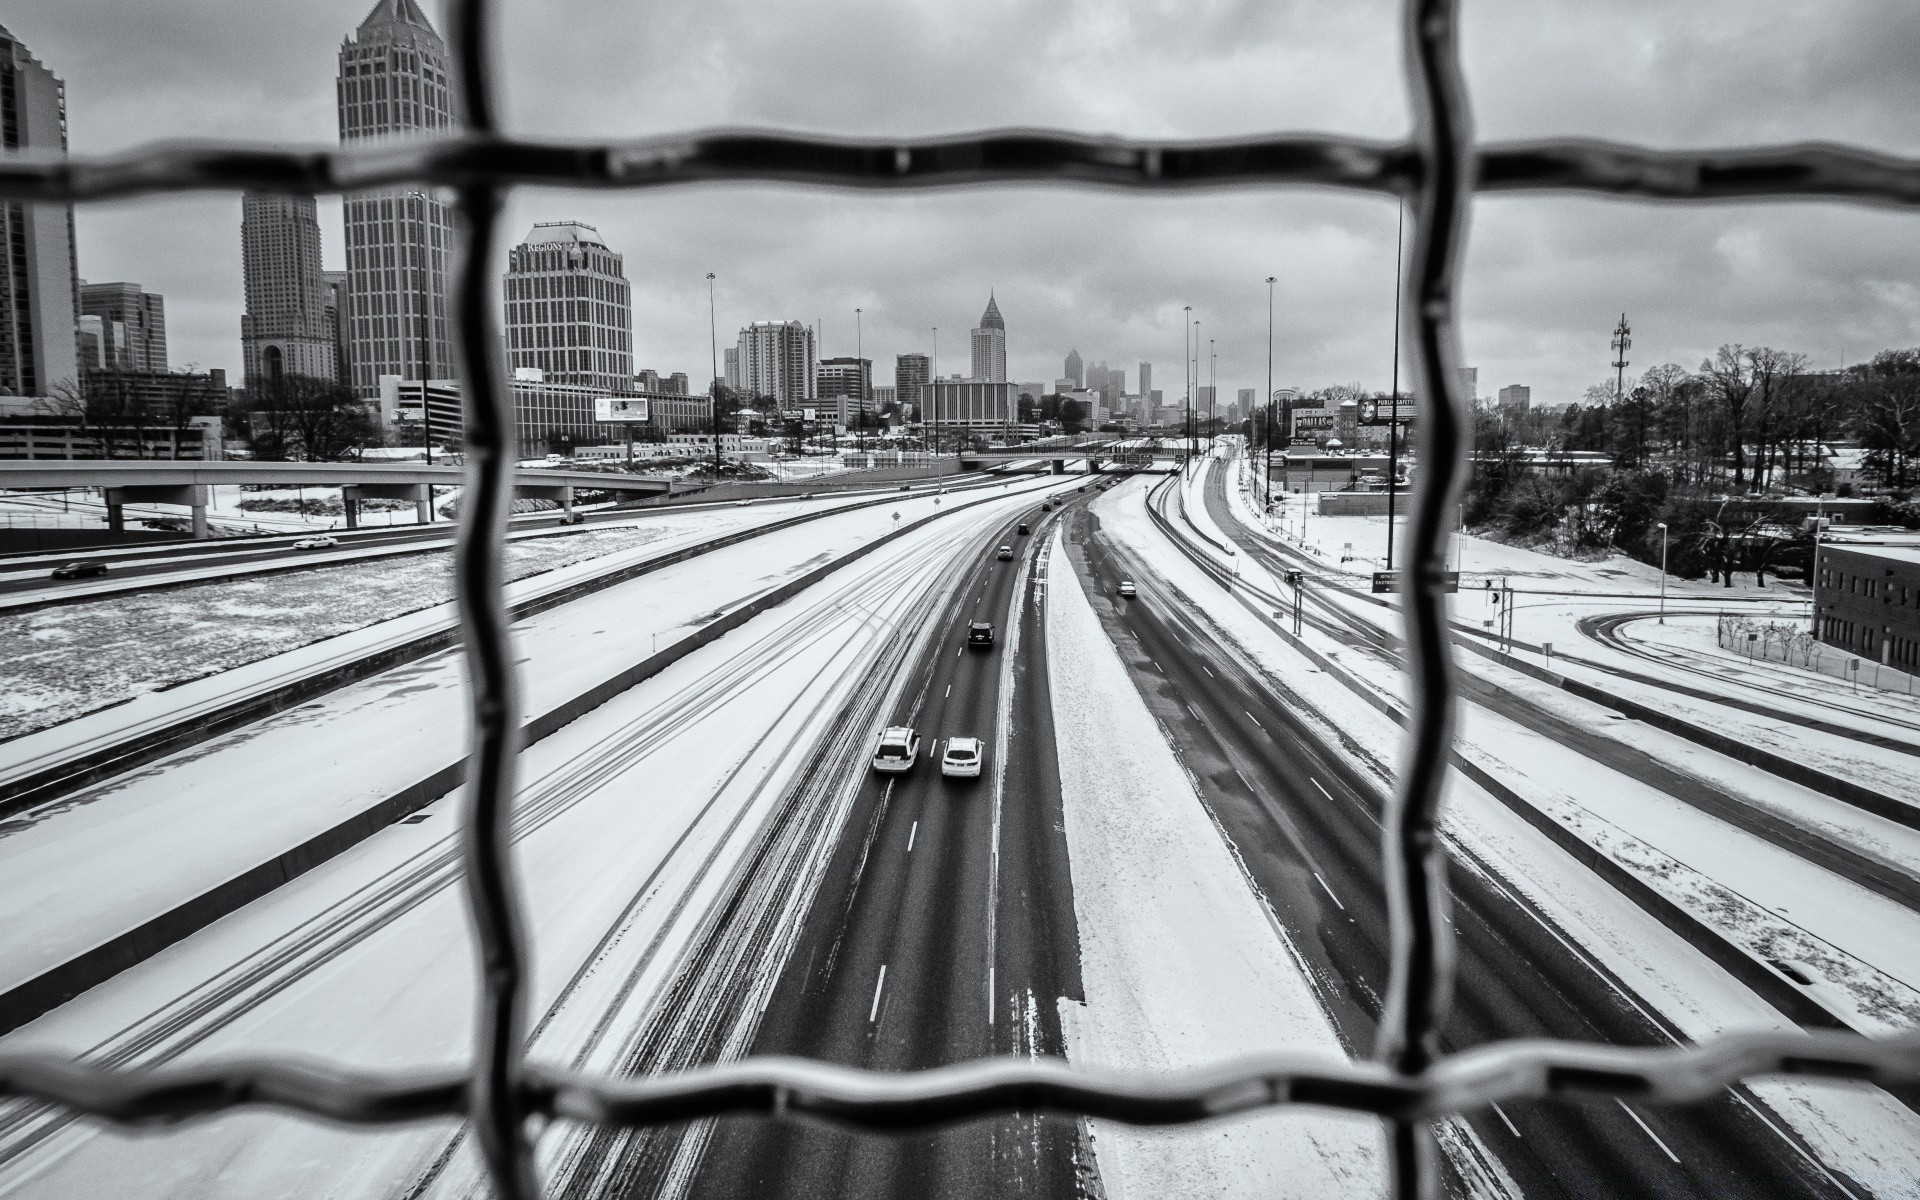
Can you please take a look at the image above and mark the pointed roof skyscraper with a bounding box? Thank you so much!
[979,293,1005,332]
[357,0,438,35]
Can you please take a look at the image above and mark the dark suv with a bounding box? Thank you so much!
[50,561,108,580]
[967,621,995,650]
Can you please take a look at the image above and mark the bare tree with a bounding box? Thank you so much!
[1701,344,1756,490]
[1857,349,1920,488]
[1746,347,1809,491]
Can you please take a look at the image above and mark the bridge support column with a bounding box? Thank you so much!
[344,482,435,529]
[1051,459,1065,474]
[343,493,360,530]
[104,484,211,539]
[515,484,574,518]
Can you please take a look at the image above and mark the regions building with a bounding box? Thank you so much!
[79,282,167,373]
[337,0,458,397]
[970,295,1006,382]
[736,320,816,408]
[503,221,632,394]
[1814,544,1920,672]
[0,27,78,400]
[241,193,338,390]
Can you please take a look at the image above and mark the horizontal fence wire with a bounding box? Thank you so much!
[2,0,1918,1195]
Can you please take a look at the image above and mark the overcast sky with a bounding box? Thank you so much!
[23,0,1920,402]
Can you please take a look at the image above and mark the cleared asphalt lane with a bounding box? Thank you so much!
[1079,480,1858,1199]
[681,489,1092,1199]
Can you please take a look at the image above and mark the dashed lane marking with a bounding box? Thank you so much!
[1186,703,1203,722]
[1313,871,1346,911]
[1491,1102,1521,1139]
[1310,777,1334,802]
[869,964,888,1024]
[1244,710,1264,730]
[1616,1100,1680,1164]
[907,821,917,853]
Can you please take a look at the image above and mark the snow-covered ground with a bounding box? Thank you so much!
[1093,472,1920,1193]
[0,477,1077,1198]
[1043,530,1390,1198]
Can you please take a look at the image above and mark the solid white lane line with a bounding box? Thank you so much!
[1312,872,1345,911]
[1616,1100,1680,1164]
[1244,710,1264,729]
[869,965,888,1023]
[907,821,917,852]
[1310,777,1334,802]
[1490,1102,1521,1138]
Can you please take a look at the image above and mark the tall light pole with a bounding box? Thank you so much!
[1183,305,1193,468]
[1656,520,1669,624]
[931,326,939,454]
[855,306,864,453]
[1208,337,1216,445]
[1265,276,1276,510]
[1386,200,1405,570]
[707,272,721,478]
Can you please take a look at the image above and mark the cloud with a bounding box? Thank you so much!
[20,0,1920,406]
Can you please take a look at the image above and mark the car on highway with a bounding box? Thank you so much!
[967,621,995,650]
[291,535,340,551]
[872,726,921,773]
[49,561,108,580]
[996,545,1014,561]
[941,736,984,779]
[1118,580,1136,598]
[1016,522,1031,535]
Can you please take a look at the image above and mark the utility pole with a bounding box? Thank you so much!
[1386,201,1405,569]
[1265,276,1276,511]
[1208,337,1216,444]
[856,306,864,455]
[931,326,939,455]
[1611,313,1632,404]
[707,272,721,478]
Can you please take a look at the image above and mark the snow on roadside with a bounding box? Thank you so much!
[1043,530,1385,1198]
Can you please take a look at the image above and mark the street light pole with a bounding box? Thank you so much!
[1265,275,1276,511]
[707,272,721,478]
[1657,520,1669,624]
[1386,199,1404,570]
[1208,337,1216,446]
[931,326,939,454]
[856,306,864,454]
[1183,305,1193,469]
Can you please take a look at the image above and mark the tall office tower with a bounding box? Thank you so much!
[338,0,458,397]
[0,27,78,399]
[818,356,872,404]
[736,320,816,407]
[970,294,1006,382]
[1497,384,1531,413]
[323,271,351,382]
[1455,365,1478,400]
[1138,361,1151,399]
[1064,348,1083,388]
[723,346,740,390]
[502,221,632,394]
[895,351,930,413]
[240,193,336,390]
[80,282,167,372]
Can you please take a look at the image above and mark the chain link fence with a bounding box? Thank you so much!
[4,0,1920,1197]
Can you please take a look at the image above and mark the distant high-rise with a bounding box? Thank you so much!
[818,356,872,406]
[1455,366,1479,400]
[895,351,930,413]
[723,346,740,390]
[1064,348,1083,388]
[971,294,1006,382]
[338,0,458,397]
[1498,384,1531,413]
[241,194,335,390]
[323,271,351,383]
[737,320,815,408]
[1138,361,1151,399]
[80,282,167,373]
[503,221,631,394]
[0,27,78,399]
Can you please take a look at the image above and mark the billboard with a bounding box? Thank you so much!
[594,397,650,424]
[1357,398,1416,426]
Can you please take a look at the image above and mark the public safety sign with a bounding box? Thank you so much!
[1357,398,1416,427]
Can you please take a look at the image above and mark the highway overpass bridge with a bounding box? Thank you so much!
[0,460,695,537]
[958,443,1178,472]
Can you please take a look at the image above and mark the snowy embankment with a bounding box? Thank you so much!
[0,481,1070,1199]
[1100,474,1920,1191]
[1043,530,1386,1197]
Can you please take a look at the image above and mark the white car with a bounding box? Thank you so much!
[1118,580,1136,598]
[941,736,984,779]
[872,726,921,773]
[292,535,339,551]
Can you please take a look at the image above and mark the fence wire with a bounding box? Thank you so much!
[2,0,1919,1197]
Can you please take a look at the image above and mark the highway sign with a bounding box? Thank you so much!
[594,397,650,424]
[1357,398,1416,426]
[1371,570,1460,594]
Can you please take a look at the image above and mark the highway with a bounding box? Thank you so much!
[669,488,1093,1198]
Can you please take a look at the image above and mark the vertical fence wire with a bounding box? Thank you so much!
[443,0,539,1194]
[1376,0,1475,1194]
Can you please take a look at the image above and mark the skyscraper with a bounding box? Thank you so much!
[0,26,78,399]
[723,347,740,391]
[323,271,351,383]
[241,193,335,390]
[503,221,632,394]
[895,351,930,414]
[818,356,872,406]
[80,282,167,373]
[337,0,458,397]
[1064,348,1083,389]
[736,320,815,408]
[971,294,1006,382]
[1139,361,1151,399]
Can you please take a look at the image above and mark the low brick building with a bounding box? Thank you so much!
[1813,543,1920,670]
